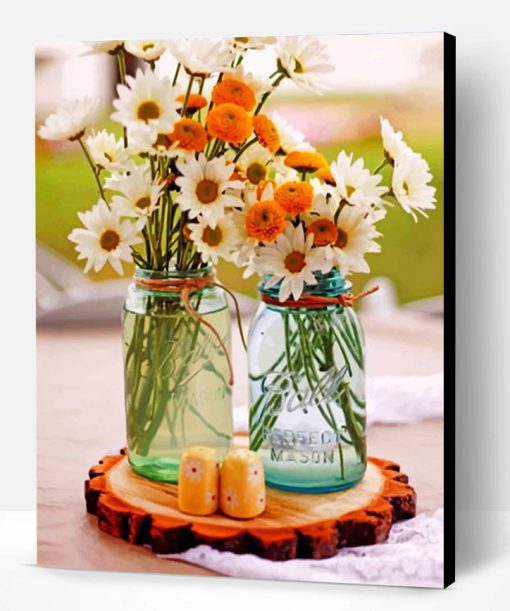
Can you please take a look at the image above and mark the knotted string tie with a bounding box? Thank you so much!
[134,274,247,386]
[261,285,380,309]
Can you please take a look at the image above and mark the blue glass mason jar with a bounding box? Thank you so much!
[248,269,366,493]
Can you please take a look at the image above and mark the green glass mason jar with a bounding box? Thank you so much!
[122,266,233,483]
[248,269,366,493]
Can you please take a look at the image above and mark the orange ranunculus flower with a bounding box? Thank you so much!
[175,93,208,113]
[284,151,328,173]
[316,166,337,186]
[246,200,287,243]
[306,217,339,246]
[206,103,252,145]
[168,118,208,152]
[212,78,256,111]
[274,181,314,216]
[252,114,280,153]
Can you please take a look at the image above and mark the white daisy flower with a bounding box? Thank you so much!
[276,36,335,93]
[237,143,274,187]
[124,40,166,62]
[231,211,258,275]
[111,68,179,132]
[309,176,331,197]
[175,154,244,228]
[256,224,329,302]
[183,458,205,482]
[230,36,277,52]
[318,199,382,277]
[392,155,437,222]
[125,122,180,158]
[270,112,315,154]
[380,116,414,164]
[85,129,132,173]
[84,40,123,54]
[106,163,163,218]
[125,122,158,155]
[189,215,240,264]
[38,97,99,141]
[68,199,143,275]
[166,38,233,77]
[328,151,388,213]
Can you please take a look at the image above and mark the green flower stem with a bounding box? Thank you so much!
[77,138,105,200]
[181,75,195,116]
[248,330,298,381]
[172,63,181,87]
[248,307,367,479]
[254,72,286,115]
[295,314,345,478]
[137,310,190,456]
[373,157,389,174]
[233,137,257,162]
[145,223,162,269]
[116,51,128,147]
[284,313,305,403]
[340,382,366,460]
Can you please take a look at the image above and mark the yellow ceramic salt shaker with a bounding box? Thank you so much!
[220,449,265,518]
[178,446,218,516]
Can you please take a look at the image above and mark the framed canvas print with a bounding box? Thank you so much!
[36,32,455,588]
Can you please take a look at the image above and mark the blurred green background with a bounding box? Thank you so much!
[36,93,443,304]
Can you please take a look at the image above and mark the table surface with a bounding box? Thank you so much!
[37,309,443,576]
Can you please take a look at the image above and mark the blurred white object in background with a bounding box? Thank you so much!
[36,243,129,326]
[36,243,257,326]
[35,42,114,121]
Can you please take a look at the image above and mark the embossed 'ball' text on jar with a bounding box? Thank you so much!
[122,265,233,483]
[248,269,367,493]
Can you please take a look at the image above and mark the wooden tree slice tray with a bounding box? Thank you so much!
[85,445,416,561]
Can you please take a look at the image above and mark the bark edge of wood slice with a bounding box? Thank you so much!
[85,451,416,561]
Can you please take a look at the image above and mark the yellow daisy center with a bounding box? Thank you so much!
[335,228,349,249]
[136,100,161,123]
[246,162,267,185]
[202,225,223,247]
[284,251,306,273]
[345,184,356,198]
[99,229,120,252]
[135,196,151,210]
[196,179,219,204]
[142,42,155,51]
[235,37,250,43]
[292,57,305,74]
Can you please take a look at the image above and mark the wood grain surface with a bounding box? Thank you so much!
[85,451,416,560]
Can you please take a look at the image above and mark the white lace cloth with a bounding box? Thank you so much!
[233,373,444,431]
[160,509,444,588]
[159,374,445,587]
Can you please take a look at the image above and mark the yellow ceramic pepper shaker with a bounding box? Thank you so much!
[220,448,265,519]
[178,446,219,516]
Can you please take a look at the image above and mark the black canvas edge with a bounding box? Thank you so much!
[443,31,456,588]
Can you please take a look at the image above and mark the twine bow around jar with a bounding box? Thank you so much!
[134,273,246,385]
